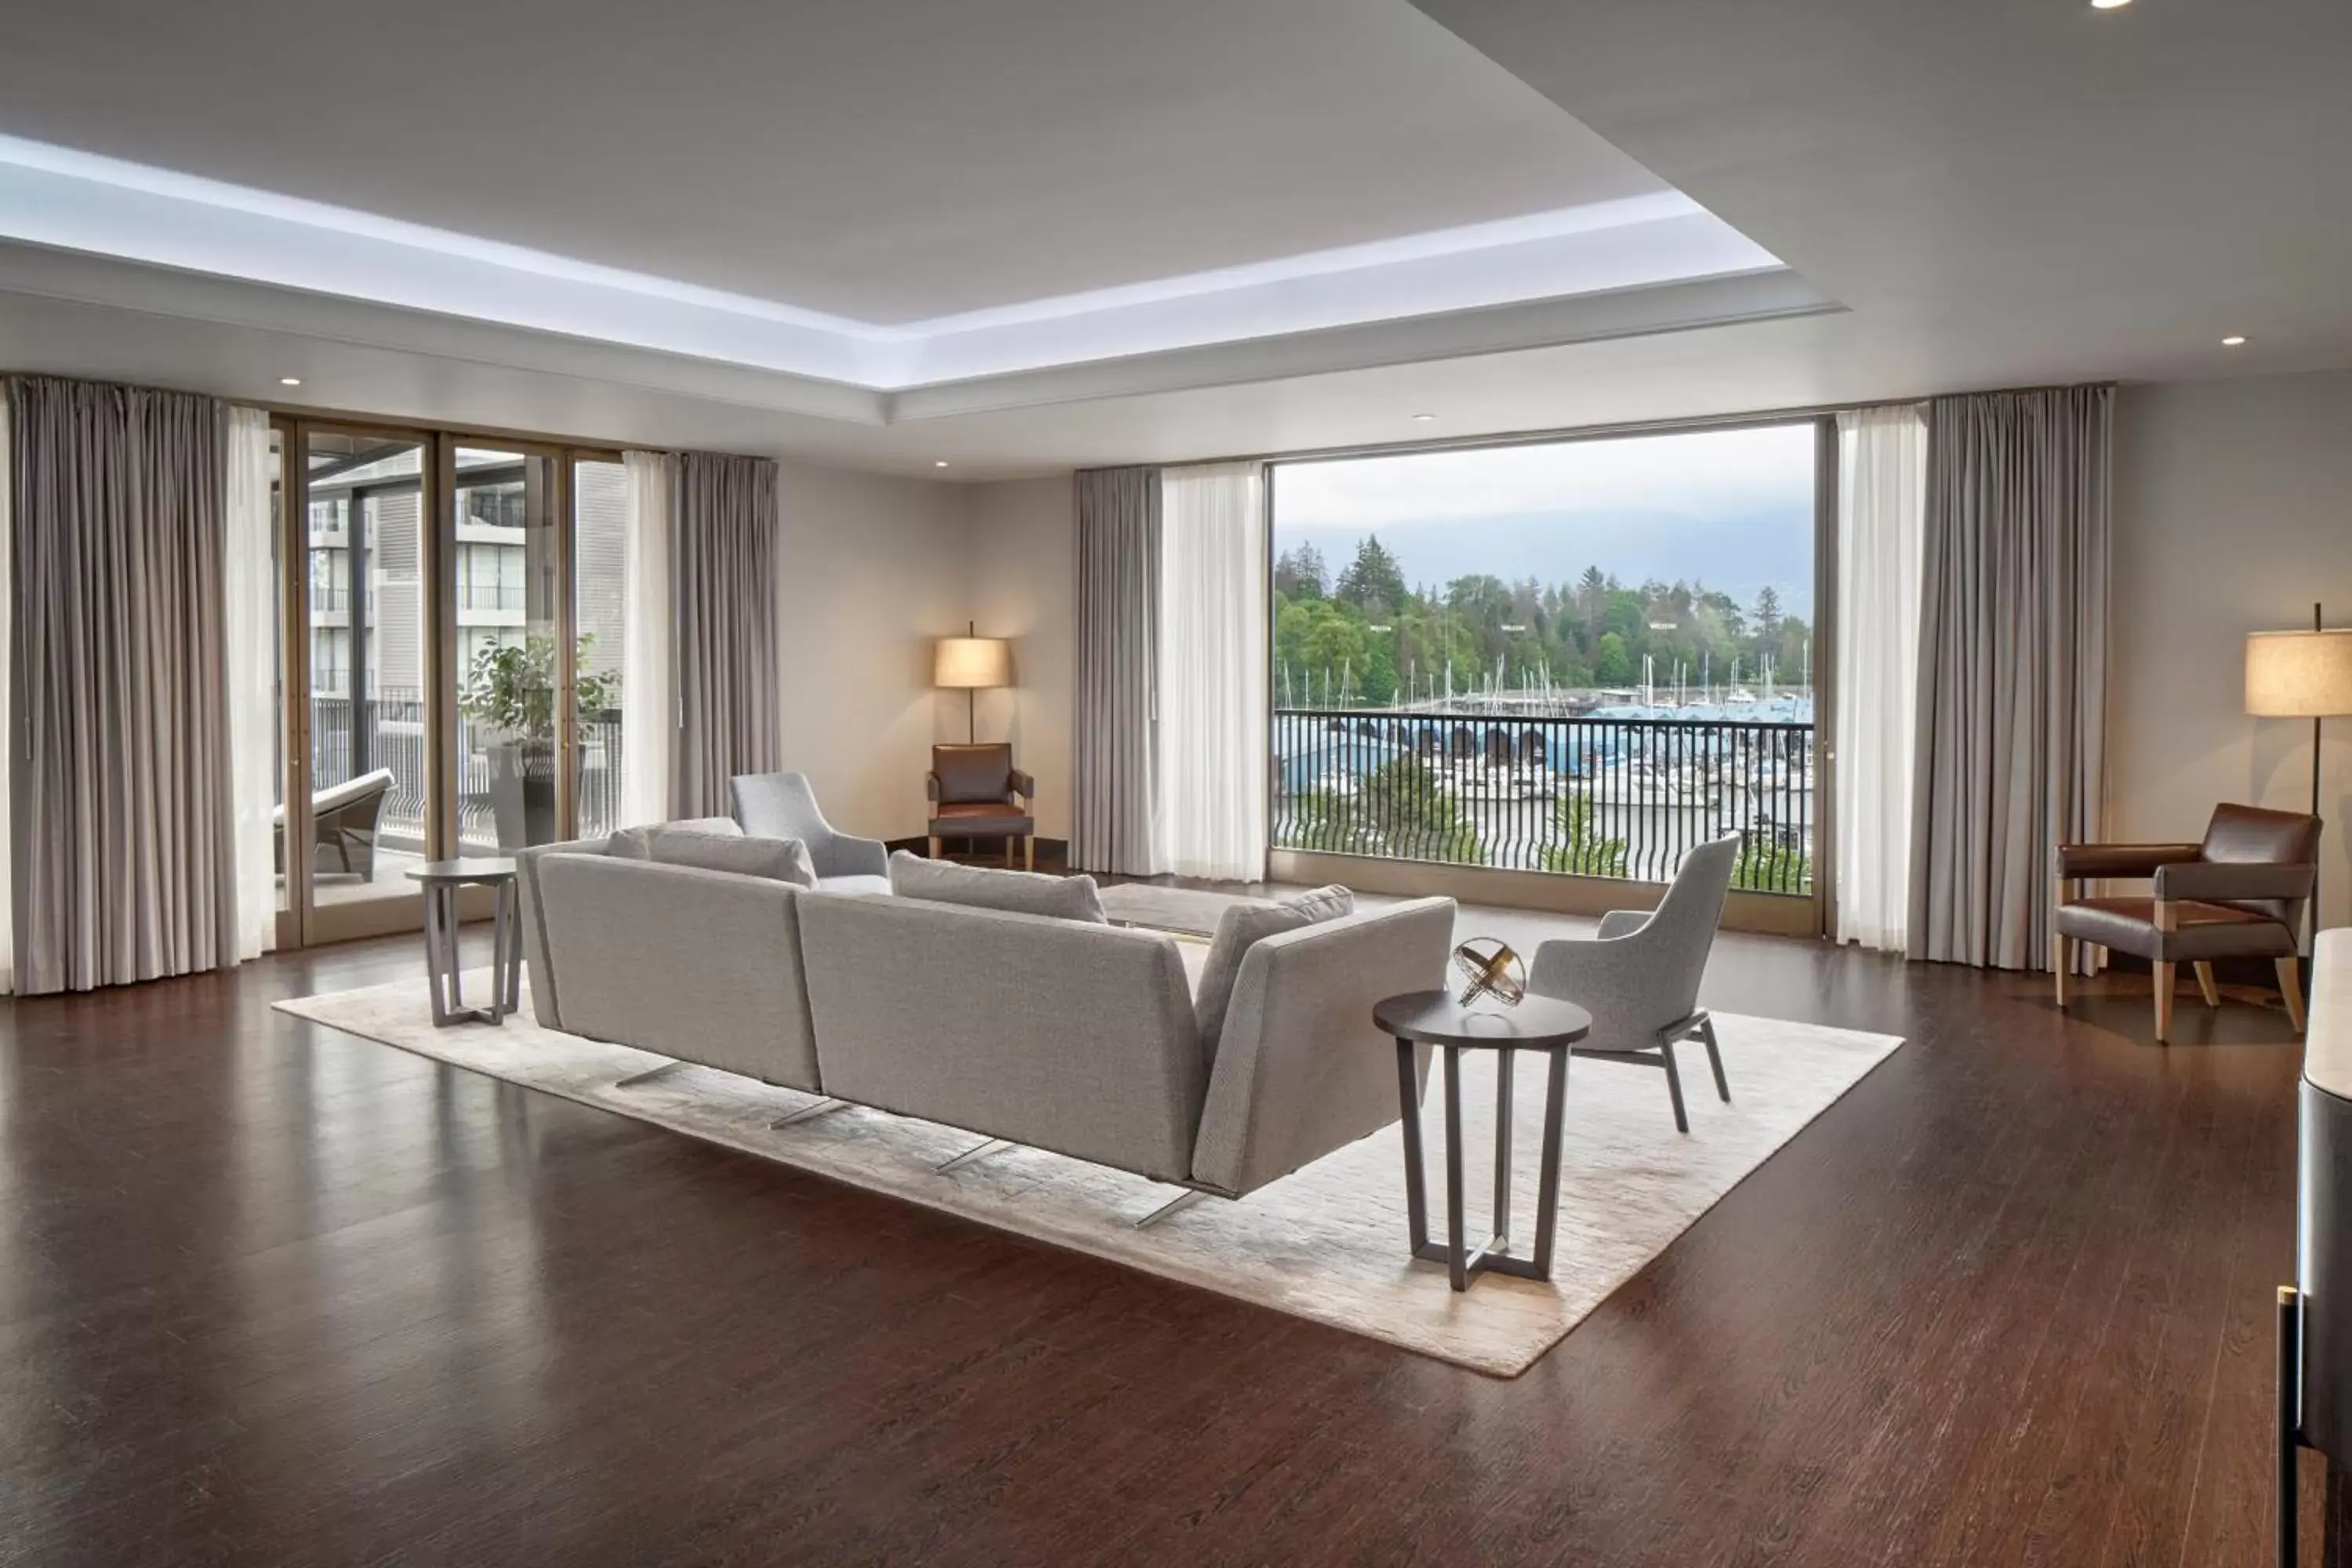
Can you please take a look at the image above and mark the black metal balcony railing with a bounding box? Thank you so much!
[1272,709,1815,895]
[305,694,628,854]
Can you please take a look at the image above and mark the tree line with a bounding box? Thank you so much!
[1274,534,1813,708]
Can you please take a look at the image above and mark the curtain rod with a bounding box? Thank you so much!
[1075,378,2119,476]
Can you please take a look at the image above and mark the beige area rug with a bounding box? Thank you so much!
[276,978,1900,1377]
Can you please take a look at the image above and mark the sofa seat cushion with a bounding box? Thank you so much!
[607,815,742,859]
[817,873,892,897]
[650,829,818,887]
[888,849,1105,922]
[1194,885,1355,1064]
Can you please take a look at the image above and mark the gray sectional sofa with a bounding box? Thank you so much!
[516,833,1455,1203]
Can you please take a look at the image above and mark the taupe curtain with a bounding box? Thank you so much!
[673,451,779,817]
[1072,466,1167,874]
[1908,385,2111,970]
[9,376,236,994]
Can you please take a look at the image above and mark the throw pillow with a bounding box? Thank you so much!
[649,830,818,888]
[606,815,743,859]
[1194,885,1357,1062]
[887,850,1108,924]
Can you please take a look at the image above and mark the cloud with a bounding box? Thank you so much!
[1272,423,1817,531]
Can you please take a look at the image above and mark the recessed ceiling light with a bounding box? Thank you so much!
[2090,0,2132,9]
[2222,335,2249,346]
[1411,413,1438,422]
[278,376,302,386]
[933,459,950,468]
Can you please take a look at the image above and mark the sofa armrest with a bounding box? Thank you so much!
[1595,909,1651,941]
[2154,860,2314,904]
[925,771,942,802]
[1010,768,1036,800]
[2056,842,2203,880]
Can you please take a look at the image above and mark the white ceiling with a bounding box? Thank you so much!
[2,0,2347,479]
[0,0,1660,322]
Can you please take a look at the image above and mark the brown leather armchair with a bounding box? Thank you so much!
[2054,802,2321,1042]
[926,742,1037,869]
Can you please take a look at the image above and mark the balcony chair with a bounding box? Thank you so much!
[728,771,891,892]
[925,742,1036,869]
[272,767,397,882]
[2054,801,2321,1043]
[1526,834,1740,1133]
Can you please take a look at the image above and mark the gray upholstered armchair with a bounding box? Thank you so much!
[1526,834,1740,1133]
[728,771,890,889]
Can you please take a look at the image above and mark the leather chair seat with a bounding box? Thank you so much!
[2056,895,2299,962]
[929,801,1034,836]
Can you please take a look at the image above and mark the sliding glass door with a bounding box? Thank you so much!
[272,419,624,948]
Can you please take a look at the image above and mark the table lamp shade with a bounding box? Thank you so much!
[2245,629,2352,717]
[935,636,1010,690]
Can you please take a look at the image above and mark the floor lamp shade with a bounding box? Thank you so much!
[2246,630,2352,718]
[934,636,1011,691]
[935,633,1010,743]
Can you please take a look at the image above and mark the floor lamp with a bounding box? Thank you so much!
[934,622,1010,745]
[2245,604,2352,948]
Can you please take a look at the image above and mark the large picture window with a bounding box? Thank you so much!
[1269,423,1820,893]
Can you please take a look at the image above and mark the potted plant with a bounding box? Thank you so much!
[460,633,615,849]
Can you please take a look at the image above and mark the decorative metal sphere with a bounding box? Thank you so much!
[1451,937,1526,1008]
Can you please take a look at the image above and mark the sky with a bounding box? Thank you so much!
[1272,423,1817,615]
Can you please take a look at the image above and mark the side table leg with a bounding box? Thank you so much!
[1492,1047,1515,1251]
[1443,1045,1468,1292]
[441,886,466,1016]
[424,884,453,1027]
[1396,1037,1429,1256]
[501,881,523,1014]
[1532,1044,1570,1278]
[488,883,512,1024]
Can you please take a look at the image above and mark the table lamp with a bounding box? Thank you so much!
[934,621,1010,744]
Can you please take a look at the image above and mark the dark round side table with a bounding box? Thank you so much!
[405,858,521,1026]
[1374,989,1592,1291]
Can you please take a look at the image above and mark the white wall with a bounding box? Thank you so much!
[2111,370,2352,930]
[967,476,1076,841]
[773,463,971,842]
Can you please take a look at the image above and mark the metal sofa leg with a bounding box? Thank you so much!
[769,1097,844,1131]
[935,1137,1009,1174]
[617,1061,688,1090]
[1659,1037,1690,1133]
[1134,1189,1207,1229]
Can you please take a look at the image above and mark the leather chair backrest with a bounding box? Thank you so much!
[2201,801,2324,924]
[935,742,1014,804]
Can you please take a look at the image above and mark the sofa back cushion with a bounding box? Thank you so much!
[651,829,817,888]
[606,815,742,859]
[797,891,1201,1181]
[534,853,821,1092]
[1193,885,1355,1065]
[888,850,1105,923]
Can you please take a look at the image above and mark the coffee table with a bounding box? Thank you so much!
[1374,989,1592,1291]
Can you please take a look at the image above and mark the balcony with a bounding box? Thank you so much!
[1271,707,1814,895]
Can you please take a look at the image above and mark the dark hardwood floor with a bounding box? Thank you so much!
[0,919,2321,1566]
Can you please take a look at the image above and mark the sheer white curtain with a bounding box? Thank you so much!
[0,387,11,991]
[1834,405,1927,951]
[1158,461,1268,881]
[618,449,677,829]
[225,406,278,960]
